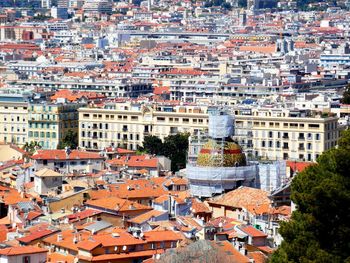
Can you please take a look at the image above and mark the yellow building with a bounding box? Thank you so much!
[78,103,340,162]
[28,103,84,149]
[78,102,209,150]
[0,98,28,146]
[234,108,340,162]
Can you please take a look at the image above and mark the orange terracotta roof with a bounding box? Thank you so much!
[18,229,58,244]
[0,246,47,256]
[143,230,183,242]
[86,197,152,212]
[47,252,75,263]
[239,45,276,54]
[239,225,267,238]
[107,155,158,168]
[213,241,250,263]
[80,249,163,261]
[128,210,167,225]
[286,161,314,173]
[32,150,104,160]
[191,198,211,214]
[209,187,271,215]
[248,251,268,263]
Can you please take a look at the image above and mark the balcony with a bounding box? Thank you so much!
[298,147,305,151]
[282,136,289,139]
[282,146,289,150]
[298,137,305,141]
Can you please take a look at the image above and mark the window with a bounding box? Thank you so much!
[309,124,320,128]
[316,134,320,140]
[23,256,30,263]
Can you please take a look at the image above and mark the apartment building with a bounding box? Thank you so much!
[234,108,340,162]
[78,102,340,161]
[28,103,85,149]
[14,79,153,98]
[78,103,210,150]
[0,95,29,146]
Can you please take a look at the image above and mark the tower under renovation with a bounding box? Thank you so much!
[186,110,258,198]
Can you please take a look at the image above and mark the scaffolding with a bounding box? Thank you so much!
[186,110,258,198]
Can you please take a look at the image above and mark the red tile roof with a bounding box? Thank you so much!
[107,155,158,168]
[143,230,183,242]
[62,209,102,223]
[286,161,315,173]
[0,246,47,256]
[32,150,104,160]
[17,229,58,244]
[239,225,267,238]
[86,197,152,212]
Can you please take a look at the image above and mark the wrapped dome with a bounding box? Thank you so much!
[196,139,246,167]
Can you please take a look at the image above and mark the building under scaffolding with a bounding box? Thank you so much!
[186,111,258,198]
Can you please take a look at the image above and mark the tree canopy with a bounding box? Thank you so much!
[341,84,350,104]
[140,133,190,172]
[270,129,350,262]
[23,141,41,154]
[57,129,78,150]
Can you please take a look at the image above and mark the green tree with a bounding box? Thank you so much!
[141,135,163,155]
[341,84,350,104]
[163,133,190,172]
[270,129,350,263]
[57,129,78,150]
[23,141,41,154]
[140,133,190,172]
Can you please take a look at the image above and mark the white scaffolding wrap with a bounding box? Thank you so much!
[186,164,258,197]
[208,114,234,138]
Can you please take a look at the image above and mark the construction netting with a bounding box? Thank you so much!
[186,164,258,197]
[208,114,234,139]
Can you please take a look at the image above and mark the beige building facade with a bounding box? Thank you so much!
[0,100,28,146]
[234,108,340,162]
[78,103,340,162]
[78,103,209,150]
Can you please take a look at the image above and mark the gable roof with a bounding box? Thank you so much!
[128,210,167,225]
[0,246,47,256]
[86,197,152,212]
[32,150,104,161]
[208,187,271,215]
[35,168,62,177]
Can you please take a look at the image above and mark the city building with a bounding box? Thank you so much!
[186,111,258,198]
[28,102,84,149]
[78,102,209,150]
[0,95,28,146]
[234,108,340,162]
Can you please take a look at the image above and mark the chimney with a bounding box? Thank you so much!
[57,234,63,242]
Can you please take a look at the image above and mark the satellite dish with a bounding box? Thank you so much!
[122,245,127,251]
[219,222,223,228]
[156,254,161,260]
[140,232,144,238]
